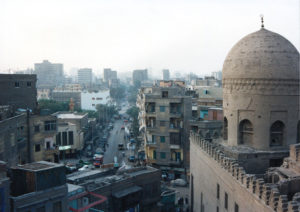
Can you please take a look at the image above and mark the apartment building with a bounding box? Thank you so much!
[137,80,191,178]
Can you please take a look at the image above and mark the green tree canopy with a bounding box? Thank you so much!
[38,99,69,113]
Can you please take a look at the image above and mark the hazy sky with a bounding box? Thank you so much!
[0,0,299,77]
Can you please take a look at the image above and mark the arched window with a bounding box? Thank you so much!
[297,121,300,143]
[223,117,228,140]
[270,121,285,146]
[239,119,253,145]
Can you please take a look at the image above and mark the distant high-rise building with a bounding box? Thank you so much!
[103,68,117,83]
[77,68,92,86]
[132,69,148,84]
[162,69,170,80]
[34,60,64,88]
[211,71,222,80]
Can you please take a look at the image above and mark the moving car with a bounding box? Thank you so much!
[121,125,125,129]
[118,144,125,150]
[78,164,93,171]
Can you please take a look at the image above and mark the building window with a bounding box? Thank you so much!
[53,201,62,212]
[44,120,56,131]
[34,125,40,132]
[160,152,166,159]
[92,97,95,100]
[62,132,68,146]
[14,82,20,88]
[160,121,166,126]
[35,144,41,152]
[217,184,220,199]
[46,141,50,149]
[270,121,285,146]
[225,192,228,210]
[56,132,61,145]
[68,131,74,145]
[153,150,156,159]
[27,82,32,87]
[152,135,156,143]
[239,119,253,145]
[160,136,165,143]
[234,203,239,212]
[160,106,166,112]
[223,117,228,140]
[162,91,168,98]
[170,133,181,145]
[92,104,95,106]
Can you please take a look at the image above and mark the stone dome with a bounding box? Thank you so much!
[223,28,299,80]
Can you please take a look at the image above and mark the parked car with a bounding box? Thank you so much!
[65,164,77,174]
[170,179,187,187]
[128,155,135,162]
[121,125,125,129]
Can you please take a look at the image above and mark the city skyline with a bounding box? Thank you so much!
[0,0,299,77]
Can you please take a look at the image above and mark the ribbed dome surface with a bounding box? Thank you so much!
[223,28,299,80]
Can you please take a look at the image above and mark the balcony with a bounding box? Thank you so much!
[44,147,59,156]
[146,142,157,147]
[170,144,181,149]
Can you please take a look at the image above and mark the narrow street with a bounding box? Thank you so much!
[103,120,125,164]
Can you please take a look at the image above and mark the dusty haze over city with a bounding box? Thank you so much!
[0,0,299,77]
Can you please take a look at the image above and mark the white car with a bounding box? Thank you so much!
[78,164,92,171]
[171,179,187,187]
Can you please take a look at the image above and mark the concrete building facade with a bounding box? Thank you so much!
[133,69,148,84]
[0,112,28,166]
[0,161,10,212]
[81,90,110,111]
[34,60,64,88]
[0,74,37,111]
[137,80,192,177]
[29,114,59,163]
[190,25,300,212]
[77,68,92,86]
[103,68,117,83]
[10,161,68,212]
[163,69,170,80]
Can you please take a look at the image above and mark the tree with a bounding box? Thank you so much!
[38,99,69,113]
[96,104,118,123]
[110,86,125,100]
[127,106,140,138]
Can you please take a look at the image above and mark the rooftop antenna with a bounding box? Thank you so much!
[260,14,264,28]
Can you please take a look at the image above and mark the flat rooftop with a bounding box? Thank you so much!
[13,161,63,171]
[56,113,86,119]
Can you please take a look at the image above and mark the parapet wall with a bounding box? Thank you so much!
[190,132,300,212]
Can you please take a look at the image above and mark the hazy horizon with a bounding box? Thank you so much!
[0,0,299,78]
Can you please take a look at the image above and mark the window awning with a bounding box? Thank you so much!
[112,186,142,199]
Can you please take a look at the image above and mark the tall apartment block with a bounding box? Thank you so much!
[34,60,64,88]
[103,68,117,83]
[162,69,170,80]
[137,80,191,178]
[77,68,92,86]
[133,69,148,83]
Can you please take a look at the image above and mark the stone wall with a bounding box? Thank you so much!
[190,132,300,212]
